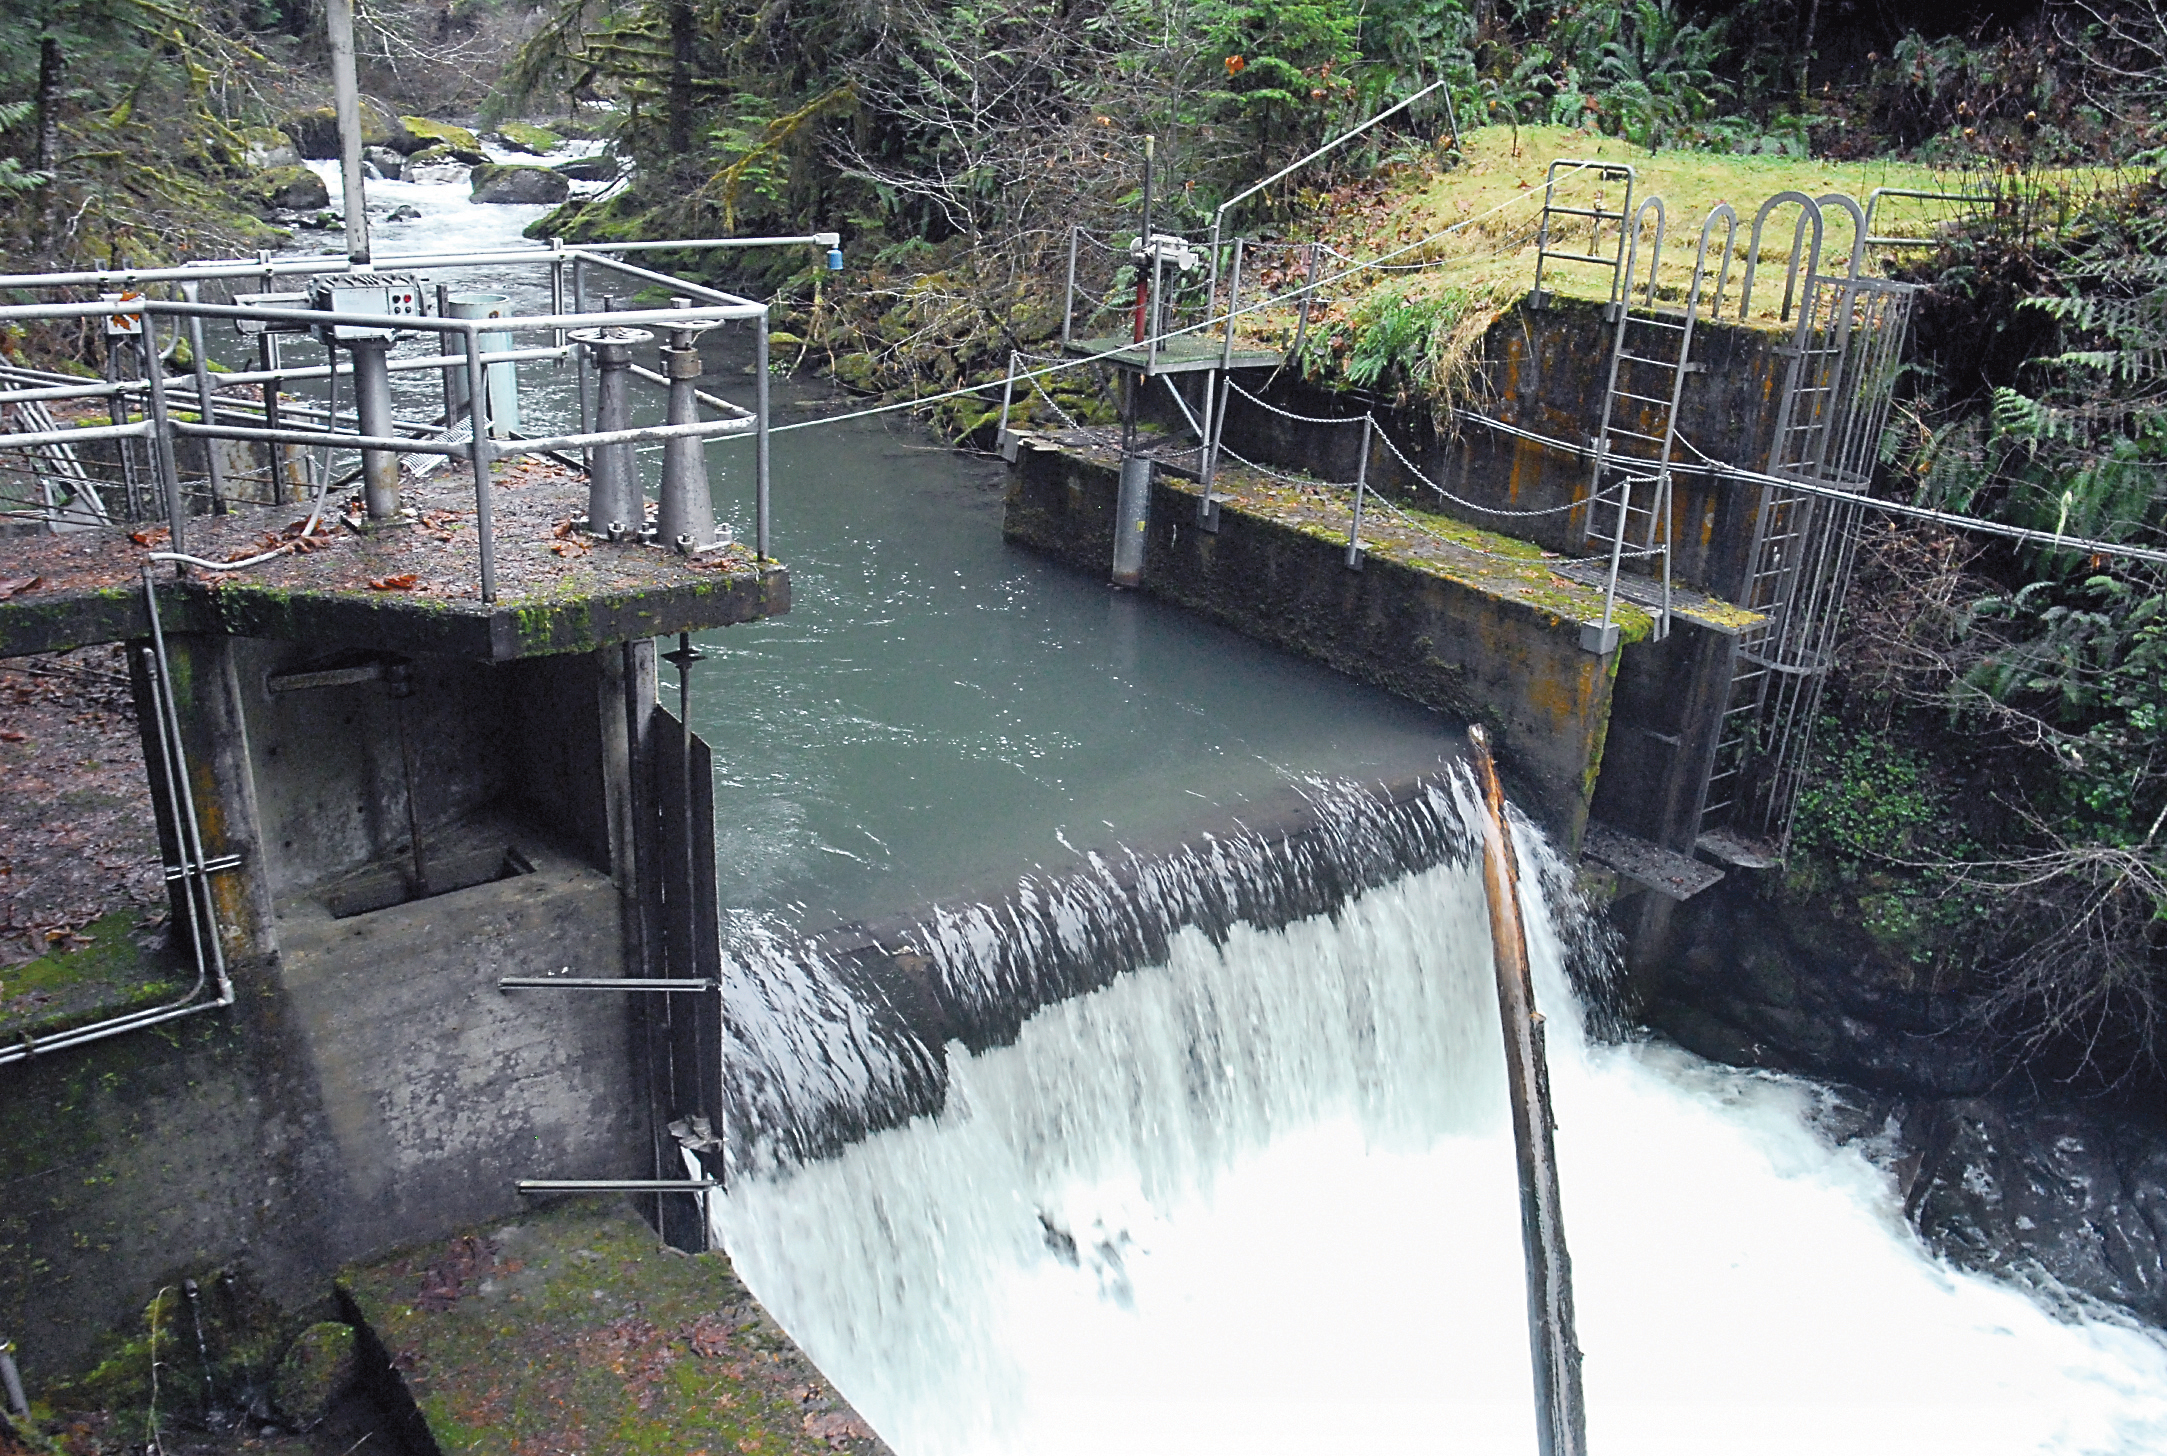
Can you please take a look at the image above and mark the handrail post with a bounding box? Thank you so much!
[463,323,496,602]
[1345,414,1372,570]
[755,310,771,561]
[139,310,188,567]
[1467,724,1587,1456]
[179,283,228,511]
[1061,225,1079,351]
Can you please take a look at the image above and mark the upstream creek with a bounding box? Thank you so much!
[308,163,2167,1453]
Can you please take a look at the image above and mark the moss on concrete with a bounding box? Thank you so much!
[0,908,180,1045]
[339,1199,887,1455]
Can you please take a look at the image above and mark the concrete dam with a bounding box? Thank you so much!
[1,152,2164,1455]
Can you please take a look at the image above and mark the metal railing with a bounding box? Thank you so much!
[0,237,836,600]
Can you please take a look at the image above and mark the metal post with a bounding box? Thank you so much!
[1290,242,1322,363]
[324,0,371,264]
[575,320,649,534]
[573,260,594,468]
[1346,414,1371,570]
[755,311,771,561]
[436,282,456,428]
[140,312,188,565]
[464,328,496,602]
[1061,226,1079,351]
[349,337,398,519]
[106,332,143,519]
[259,332,286,504]
[1132,135,1154,345]
[1201,370,1232,530]
[658,297,716,551]
[1219,239,1245,375]
[449,293,520,438]
[180,283,227,510]
[1466,724,1586,1456]
[997,350,1019,459]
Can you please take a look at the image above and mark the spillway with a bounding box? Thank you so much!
[710,782,2167,1455]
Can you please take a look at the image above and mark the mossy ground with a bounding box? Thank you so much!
[338,1198,887,1456]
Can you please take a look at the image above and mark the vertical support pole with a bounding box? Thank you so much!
[1345,414,1372,570]
[1132,135,1154,345]
[349,337,398,520]
[996,351,1019,460]
[180,283,227,511]
[658,298,716,551]
[1061,226,1079,352]
[140,311,188,566]
[1112,443,1151,590]
[464,326,496,602]
[259,332,288,505]
[324,0,370,265]
[1467,725,1587,1456]
[755,311,771,562]
[1290,242,1322,363]
[436,282,457,428]
[105,331,143,520]
[1218,239,1245,374]
[573,259,594,467]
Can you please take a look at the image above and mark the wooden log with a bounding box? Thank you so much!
[1468,723,1587,1456]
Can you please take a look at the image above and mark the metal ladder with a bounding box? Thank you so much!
[1581,200,1738,649]
[1699,196,1917,852]
[1531,159,1637,317]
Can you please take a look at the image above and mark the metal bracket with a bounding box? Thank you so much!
[1197,494,1221,533]
[1579,622,1619,654]
[164,853,242,883]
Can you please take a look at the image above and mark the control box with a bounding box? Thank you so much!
[232,291,313,336]
[306,273,422,342]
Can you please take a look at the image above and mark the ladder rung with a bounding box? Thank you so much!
[1612,389,1676,408]
[1615,351,1682,369]
[1543,205,1626,222]
[1542,249,1622,266]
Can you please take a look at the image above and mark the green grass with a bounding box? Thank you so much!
[0,908,179,1044]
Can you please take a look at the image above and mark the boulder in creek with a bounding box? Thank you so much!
[488,122,563,155]
[470,163,570,205]
[553,153,621,182]
[403,148,472,186]
[279,97,416,160]
[238,125,299,170]
[362,145,405,177]
[402,116,483,160]
[253,165,330,213]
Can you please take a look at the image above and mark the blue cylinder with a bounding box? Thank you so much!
[826,247,845,272]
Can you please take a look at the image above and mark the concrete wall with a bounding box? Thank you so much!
[1003,441,1616,843]
[0,636,649,1382]
[1207,296,1796,602]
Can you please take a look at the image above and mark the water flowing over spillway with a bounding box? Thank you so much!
[711,779,2167,1455]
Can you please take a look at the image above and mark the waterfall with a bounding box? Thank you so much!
[709,772,2167,1455]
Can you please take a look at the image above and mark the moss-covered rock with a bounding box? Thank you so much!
[489,122,562,155]
[270,1322,358,1430]
[401,116,482,157]
[279,98,414,160]
[250,165,329,213]
[238,125,299,170]
[470,164,569,205]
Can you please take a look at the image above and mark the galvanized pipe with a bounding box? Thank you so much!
[180,283,227,509]
[756,312,771,560]
[657,298,716,551]
[463,328,497,601]
[1345,414,1372,570]
[138,312,189,563]
[324,0,371,264]
[347,337,399,519]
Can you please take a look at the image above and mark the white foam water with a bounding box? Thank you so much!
[709,794,2167,1455]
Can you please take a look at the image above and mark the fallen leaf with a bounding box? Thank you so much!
[0,577,40,600]
[0,731,23,742]
[129,528,169,548]
[368,574,419,591]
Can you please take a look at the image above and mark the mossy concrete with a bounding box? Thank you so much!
[338,1198,887,1455]
[1004,438,1618,843]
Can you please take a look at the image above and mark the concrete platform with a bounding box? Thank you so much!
[338,1197,891,1456]
[0,460,788,661]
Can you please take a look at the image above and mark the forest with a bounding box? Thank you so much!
[5,0,2167,1087]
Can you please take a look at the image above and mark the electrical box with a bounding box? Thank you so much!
[306,273,422,343]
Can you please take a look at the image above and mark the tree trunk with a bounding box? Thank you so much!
[668,0,696,160]
[36,35,62,175]
[1797,0,1822,107]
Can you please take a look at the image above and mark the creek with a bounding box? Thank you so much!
[324,161,2167,1453]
